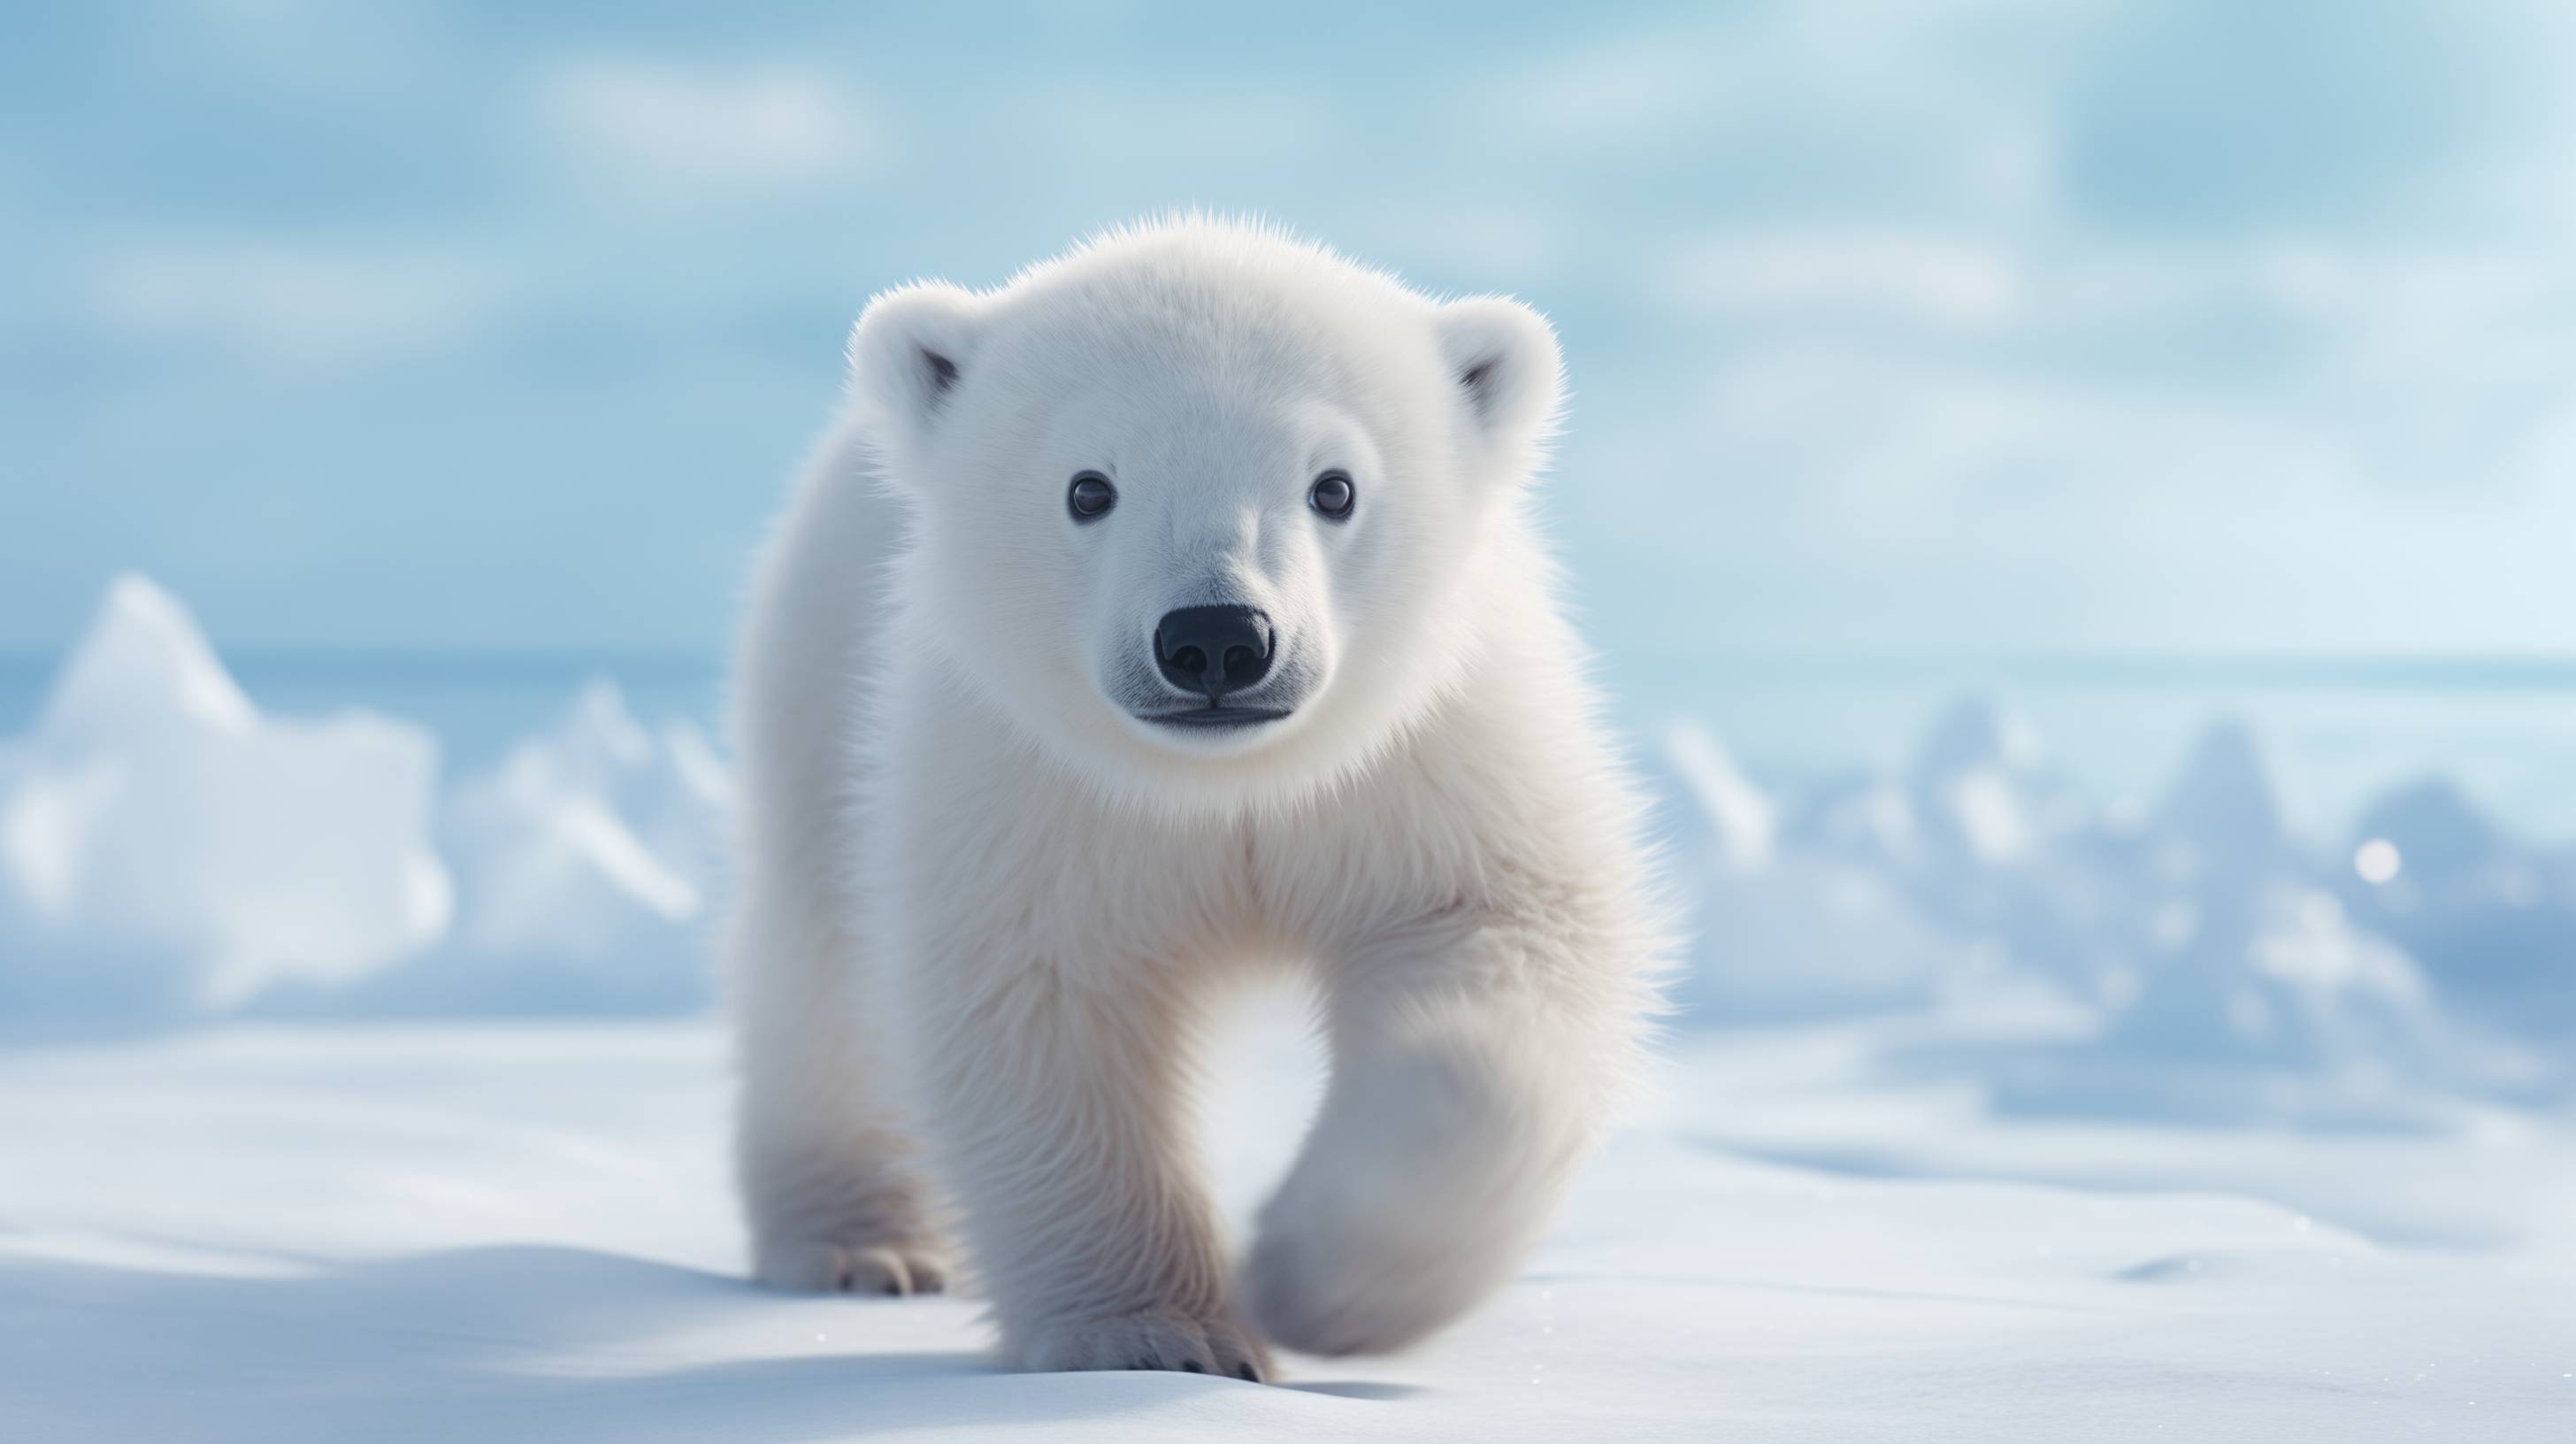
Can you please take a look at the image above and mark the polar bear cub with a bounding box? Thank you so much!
[726,218,1660,1380]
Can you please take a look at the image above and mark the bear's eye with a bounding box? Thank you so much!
[1067,471,1117,522]
[1308,470,1355,521]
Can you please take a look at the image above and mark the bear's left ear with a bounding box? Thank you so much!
[1435,296,1565,461]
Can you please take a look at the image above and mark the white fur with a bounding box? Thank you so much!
[725,218,1662,1379]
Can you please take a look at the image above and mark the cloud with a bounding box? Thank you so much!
[1692,343,2356,536]
[87,244,488,365]
[1500,30,1742,145]
[1668,229,2024,328]
[1478,2,2066,219]
[538,58,870,196]
[1353,203,1567,287]
[2051,0,2576,234]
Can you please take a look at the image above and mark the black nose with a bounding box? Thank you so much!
[1154,604,1275,701]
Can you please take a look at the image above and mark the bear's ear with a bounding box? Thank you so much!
[846,281,985,444]
[1435,296,1565,459]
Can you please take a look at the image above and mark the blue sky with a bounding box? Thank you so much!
[5,0,2574,664]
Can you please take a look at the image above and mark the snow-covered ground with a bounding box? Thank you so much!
[0,1017,2569,1441]
[3,575,2573,1438]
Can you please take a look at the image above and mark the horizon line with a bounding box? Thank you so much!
[7,644,2576,688]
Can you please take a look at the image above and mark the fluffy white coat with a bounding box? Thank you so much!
[727,218,1660,1380]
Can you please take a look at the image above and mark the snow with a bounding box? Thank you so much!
[0,1017,2569,1441]
[4,573,2574,1437]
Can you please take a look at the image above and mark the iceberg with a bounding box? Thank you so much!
[2338,776,2576,1041]
[1653,719,1775,873]
[1672,697,2555,1120]
[0,576,450,1017]
[1654,723,1971,1020]
[1,576,2564,1114]
[397,680,730,1013]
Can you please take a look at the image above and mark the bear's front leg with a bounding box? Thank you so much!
[1243,913,1642,1356]
[900,947,1271,1381]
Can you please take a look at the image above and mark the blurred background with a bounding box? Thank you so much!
[3,0,2573,1113]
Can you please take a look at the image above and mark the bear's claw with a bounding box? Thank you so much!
[752,1238,954,1297]
[1020,1309,1272,1382]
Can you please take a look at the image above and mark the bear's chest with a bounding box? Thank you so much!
[878,757,1463,972]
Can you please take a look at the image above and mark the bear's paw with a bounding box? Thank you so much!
[1020,1307,1273,1383]
[752,1237,954,1297]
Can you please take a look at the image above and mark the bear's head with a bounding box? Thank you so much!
[847,218,1563,813]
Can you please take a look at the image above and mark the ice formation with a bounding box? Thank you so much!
[0,579,729,1018]
[415,680,730,1012]
[0,576,450,1016]
[1664,708,2561,1119]
[1,575,2565,1119]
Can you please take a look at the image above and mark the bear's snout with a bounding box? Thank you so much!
[1153,604,1275,703]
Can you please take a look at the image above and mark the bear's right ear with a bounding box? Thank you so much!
[845,282,985,444]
